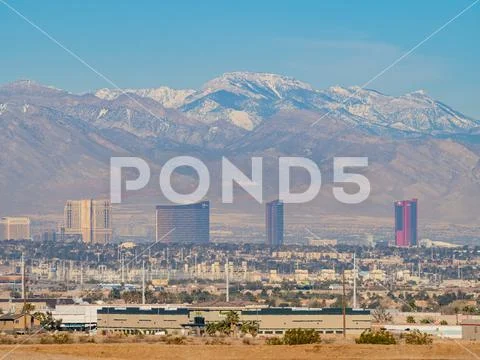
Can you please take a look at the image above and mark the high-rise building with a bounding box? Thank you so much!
[394,199,418,247]
[64,199,112,244]
[266,200,284,248]
[156,201,209,243]
[0,217,31,240]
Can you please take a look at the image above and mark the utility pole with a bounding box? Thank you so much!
[21,254,26,301]
[194,254,197,279]
[342,271,346,338]
[225,259,230,303]
[121,254,125,284]
[142,260,146,305]
[21,253,27,333]
[353,253,357,309]
[80,263,84,290]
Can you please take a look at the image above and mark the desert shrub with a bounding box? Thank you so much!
[403,330,433,345]
[406,316,416,324]
[420,318,433,324]
[52,333,73,344]
[205,338,229,345]
[78,335,96,343]
[265,336,284,345]
[132,333,146,342]
[283,329,321,345]
[102,333,126,343]
[242,337,254,345]
[440,320,448,325]
[355,329,397,345]
[39,335,53,344]
[165,336,186,345]
[0,336,15,344]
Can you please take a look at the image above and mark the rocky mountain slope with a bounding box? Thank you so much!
[0,73,479,224]
[95,72,480,134]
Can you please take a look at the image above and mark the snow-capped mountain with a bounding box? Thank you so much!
[92,72,480,134]
[199,71,314,99]
[95,86,196,108]
[1,74,480,222]
[320,86,479,134]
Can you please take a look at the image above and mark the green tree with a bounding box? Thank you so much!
[22,303,35,314]
[372,307,393,324]
[34,311,62,331]
[225,311,240,335]
[206,311,243,337]
[109,288,121,299]
[240,321,259,337]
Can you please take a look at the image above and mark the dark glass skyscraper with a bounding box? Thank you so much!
[156,201,210,243]
[394,199,418,247]
[266,200,284,248]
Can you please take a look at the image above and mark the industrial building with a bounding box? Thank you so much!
[155,201,210,243]
[52,304,100,331]
[97,306,371,335]
[461,319,480,340]
[0,298,75,314]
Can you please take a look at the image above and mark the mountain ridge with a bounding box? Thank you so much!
[1,72,480,223]
[3,72,479,135]
[90,71,480,134]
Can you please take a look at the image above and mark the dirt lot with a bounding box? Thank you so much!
[0,342,479,360]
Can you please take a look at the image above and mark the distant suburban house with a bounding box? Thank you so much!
[0,298,75,314]
[0,313,40,334]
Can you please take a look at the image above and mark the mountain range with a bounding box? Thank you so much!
[0,72,479,225]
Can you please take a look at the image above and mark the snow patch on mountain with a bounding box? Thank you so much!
[95,87,195,108]
[0,103,7,115]
[97,108,109,119]
[88,72,480,134]
[200,71,313,100]
[228,110,254,130]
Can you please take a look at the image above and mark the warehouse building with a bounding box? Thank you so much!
[52,304,100,331]
[97,306,371,335]
[0,298,75,314]
[461,319,480,340]
[97,307,189,334]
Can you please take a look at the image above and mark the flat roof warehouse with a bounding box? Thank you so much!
[97,306,371,336]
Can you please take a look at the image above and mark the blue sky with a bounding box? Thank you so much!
[1,0,479,117]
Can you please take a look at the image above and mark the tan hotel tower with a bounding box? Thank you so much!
[0,217,31,240]
[64,199,112,244]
